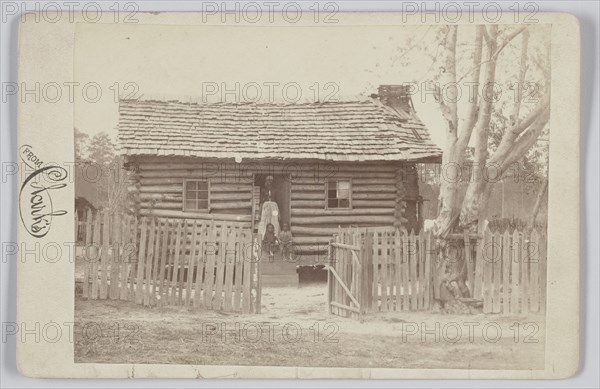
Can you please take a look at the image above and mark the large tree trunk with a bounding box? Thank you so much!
[529,179,548,230]
[434,26,549,305]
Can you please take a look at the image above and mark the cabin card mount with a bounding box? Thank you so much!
[15,11,579,379]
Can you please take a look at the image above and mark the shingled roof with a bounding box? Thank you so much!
[118,97,442,162]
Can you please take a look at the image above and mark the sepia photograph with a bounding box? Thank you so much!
[70,20,552,370]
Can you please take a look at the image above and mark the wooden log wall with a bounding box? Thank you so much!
[126,156,419,258]
[398,163,422,232]
[289,162,402,256]
[125,156,254,228]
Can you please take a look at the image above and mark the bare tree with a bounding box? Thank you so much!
[86,132,131,213]
[433,25,551,300]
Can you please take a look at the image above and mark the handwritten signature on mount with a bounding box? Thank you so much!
[19,145,68,238]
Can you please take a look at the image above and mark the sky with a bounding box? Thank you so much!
[74,22,447,147]
[74,22,550,153]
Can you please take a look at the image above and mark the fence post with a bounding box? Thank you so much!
[82,210,93,299]
[327,238,333,315]
[135,217,148,304]
[99,211,110,299]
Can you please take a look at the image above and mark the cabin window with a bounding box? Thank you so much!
[326,180,352,209]
[183,179,210,212]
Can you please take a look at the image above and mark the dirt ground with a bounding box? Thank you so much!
[74,284,545,369]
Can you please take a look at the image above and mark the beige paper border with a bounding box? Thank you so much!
[16,11,580,379]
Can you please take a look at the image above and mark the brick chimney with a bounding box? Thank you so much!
[376,84,414,113]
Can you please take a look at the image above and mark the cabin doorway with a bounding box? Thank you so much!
[253,173,291,232]
[253,173,296,286]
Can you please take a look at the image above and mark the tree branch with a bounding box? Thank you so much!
[457,26,527,84]
[455,26,484,156]
[440,25,459,142]
[498,106,550,169]
[510,29,530,127]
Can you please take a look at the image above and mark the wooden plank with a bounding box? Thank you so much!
[331,242,361,251]
[540,231,547,313]
[352,235,361,318]
[380,232,389,312]
[127,217,139,300]
[82,211,93,299]
[337,231,346,317]
[424,231,433,309]
[232,230,244,311]
[254,232,262,314]
[473,232,485,300]
[90,212,102,299]
[401,233,410,311]
[330,232,339,316]
[203,221,217,309]
[510,230,520,314]
[213,225,227,310]
[150,218,162,305]
[186,220,199,306]
[338,232,345,316]
[177,221,189,305]
[415,232,421,310]
[157,219,170,305]
[241,237,252,314]
[249,234,257,314]
[118,215,129,301]
[372,231,380,310]
[529,230,540,312]
[346,232,353,316]
[482,228,493,314]
[520,231,529,315]
[169,220,182,305]
[99,212,110,299]
[349,233,357,317]
[330,231,339,316]
[163,220,175,303]
[223,230,236,311]
[333,232,341,316]
[325,238,335,315]
[328,267,360,308]
[330,301,360,314]
[343,231,351,317]
[358,233,367,313]
[393,231,402,311]
[135,218,148,304]
[327,248,333,315]
[109,212,121,300]
[75,210,79,241]
[410,232,419,310]
[491,232,501,313]
[143,218,156,306]
[193,224,207,307]
[464,231,474,297]
[502,231,511,315]
[418,231,426,310]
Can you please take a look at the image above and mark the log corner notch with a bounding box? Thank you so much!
[124,156,141,216]
[394,162,420,232]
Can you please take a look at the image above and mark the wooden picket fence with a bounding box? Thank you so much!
[327,227,433,318]
[79,211,261,313]
[75,210,88,243]
[327,227,546,318]
[470,228,547,315]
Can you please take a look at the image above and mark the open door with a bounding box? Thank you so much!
[252,174,291,232]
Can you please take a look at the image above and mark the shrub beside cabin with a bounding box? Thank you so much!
[119,85,442,264]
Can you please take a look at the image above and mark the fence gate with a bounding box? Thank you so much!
[327,229,369,318]
[327,227,547,318]
[328,227,433,318]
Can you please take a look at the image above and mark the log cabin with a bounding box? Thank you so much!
[118,85,442,269]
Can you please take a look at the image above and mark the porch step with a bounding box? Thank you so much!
[261,274,298,287]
